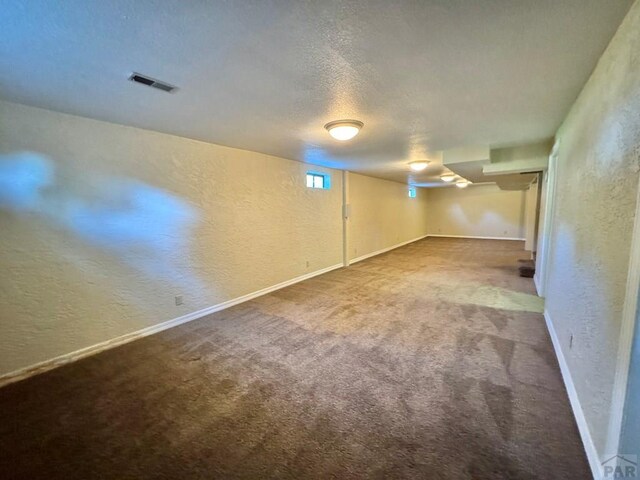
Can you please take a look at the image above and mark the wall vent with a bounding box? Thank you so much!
[128,73,177,93]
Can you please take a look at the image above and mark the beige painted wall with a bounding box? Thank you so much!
[545,0,640,460]
[426,184,525,239]
[348,173,429,260]
[0,101,345,376]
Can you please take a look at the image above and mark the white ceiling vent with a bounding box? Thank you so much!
[128,73,177,93]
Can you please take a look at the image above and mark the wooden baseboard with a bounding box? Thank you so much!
[0,263,343,388]
[426,234,526,241]
[350,234,428,264]
[544,310,601,479]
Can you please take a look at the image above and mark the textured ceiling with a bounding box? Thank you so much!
[0,0,633,184]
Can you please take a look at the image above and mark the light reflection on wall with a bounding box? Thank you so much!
[303,146,351,170]
[0,151,204,297]
[0,152,54,211]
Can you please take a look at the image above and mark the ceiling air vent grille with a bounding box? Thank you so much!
[128,73,177,93]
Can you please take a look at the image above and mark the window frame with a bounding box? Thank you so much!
[306,171,331,190]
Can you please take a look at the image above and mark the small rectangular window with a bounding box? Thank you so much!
[313,175,324,188]
[306,172,330,189]
[408,187,417,198]
[306,174,315,188]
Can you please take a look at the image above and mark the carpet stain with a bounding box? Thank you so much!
[489,335,516,371]
[481,379,515,441]
[487,308,510,331]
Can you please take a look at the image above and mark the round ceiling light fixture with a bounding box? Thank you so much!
[440,173,456,183]
[324,119,364,141]
[409,161,429,172]
[455,180,470,188]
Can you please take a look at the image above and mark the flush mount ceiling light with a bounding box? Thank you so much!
[455,180,470,188]
[440,173,456,183]
[324,120,364,141]
[409,161,429,172]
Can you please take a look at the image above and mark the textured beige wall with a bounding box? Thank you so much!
[0,101,344,375]
[545,0,640,457]
[426,184,525,239]
[348,173,429,260]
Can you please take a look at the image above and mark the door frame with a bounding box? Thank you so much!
[605,175,640,456]
[535,140,559,297]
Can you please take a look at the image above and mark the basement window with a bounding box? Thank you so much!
[408,187,417,198]
[306,172,331,189]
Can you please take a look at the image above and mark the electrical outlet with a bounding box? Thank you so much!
[175,295,183,306]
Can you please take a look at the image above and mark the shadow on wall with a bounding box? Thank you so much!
[0,151,204,295]
[451,204,511,228]
[450,202,522,238]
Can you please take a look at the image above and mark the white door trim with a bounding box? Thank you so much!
[605,174,640,456]
[535,140,559,297]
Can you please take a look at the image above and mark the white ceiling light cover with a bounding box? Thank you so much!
[325,120,364,141]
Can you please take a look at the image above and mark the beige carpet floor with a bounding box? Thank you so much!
[0,237,590,479]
